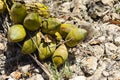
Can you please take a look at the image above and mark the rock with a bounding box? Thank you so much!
[101,24,120,42]
[19,65,30,74]
[102,71,109,77]
[97,36,106,43]
[69,76,86,80]
[22,0,37,3]
[8,77,14,80]
[102,15,111,22]
[70,64,84,77]
[114,37,120,46]
[101,0,114,6]
[80,56,98,76]
[37,0,43,3]
[0,33,7,53]
[0,43,5,51]
[116,47,120,59]
[111,13,120,20]
[10,71,22,80]
[108,70,120,80]
[99,77,107,80]
[107,36,114,42]
[61,2,71,13]
[0,53,6,74]
[34,69,40,73]
[87,59,107,80]
[0,75,4,80]
[27,74,44,80]
[105,43,117,56]
[89,45,104,59]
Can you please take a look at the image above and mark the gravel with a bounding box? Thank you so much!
[0,0,120,80]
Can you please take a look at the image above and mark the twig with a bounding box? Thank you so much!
[4,0,11,15]
[17,42,52,79]
[29,54,52,80]
[56,38,72,47]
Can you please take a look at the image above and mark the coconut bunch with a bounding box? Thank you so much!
[7,2,87,67]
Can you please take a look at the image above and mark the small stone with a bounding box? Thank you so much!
[105,43,117,56]
[70,76,86,80]
[27,74,44,80]
[108,70,120,80]
[0,43,5,51]
[61,2,71,13]
[8,77,14,80]
[0,75,4,80]
[101,0,114,6]
[111,13,120,20]
[19,65,30,74]
[102,71,109,77]
[34,69,40,73]
[107,36,113,42]
[80,56,98,76]
[10,71,22,80]
[98,36,106,43]
[114,37,120,46]
[90,45,104,59]
[87,61,107,80]
[99,77,107,80]
[1,70,5,74]
[103,15,111,22]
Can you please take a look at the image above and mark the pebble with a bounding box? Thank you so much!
[111,13,120,20]
[114,37,120,46]
[1,1,120,80]
[19,65,30,74]
[26,74,44,80]
[101,0,114,6]
[102,71,109,77]
[90,45,104,59]
[105,43,117,56]
[0,43,5,51]
[0,75,4,80]
[61,2,71,13]
[0,53,6,74]
[108,71,120,80]
[87,60,107,80]
[8,77,14,80]
[10,71,22,80]
[80,56,98,76]
[69,76,86,80]
[97,36,106,43]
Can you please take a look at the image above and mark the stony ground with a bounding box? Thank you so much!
[0,0,120,80]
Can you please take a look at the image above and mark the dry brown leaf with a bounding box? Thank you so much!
[108,20,120,25]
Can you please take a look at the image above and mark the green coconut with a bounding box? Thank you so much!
[42,18,61,35]
[60,23,76,38]
[38,42,56,60]
[10,2,27,23]
[8,24,26,42]
[52,44,68,67]
[65,28,87,47]
[22,32,42,54]
[23,12,42,31]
